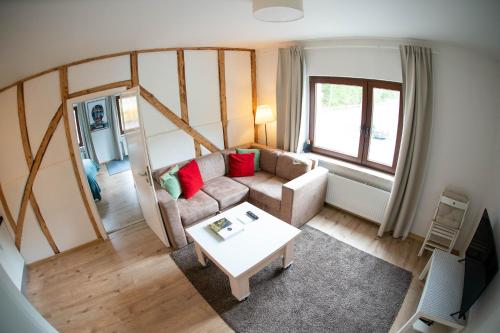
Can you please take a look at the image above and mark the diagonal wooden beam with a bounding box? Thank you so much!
[67,80,132,99]
[176,50,201,157]
[218,50,229,149]
[29,196,59,253]
[140,86,220,153]
[59,67,103,240]
[17,83,60,253]
[17,84,33,163]
[16,106,63,249]
[250,50,258,143]
[177,50,189,123]
[0,183,16,233]
[194,142,202,157]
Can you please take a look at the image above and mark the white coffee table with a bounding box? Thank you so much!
[185,201,301,301]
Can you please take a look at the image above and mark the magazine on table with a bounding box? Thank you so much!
[208,217,243,239]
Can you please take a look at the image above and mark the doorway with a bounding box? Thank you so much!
[71,94,143,234]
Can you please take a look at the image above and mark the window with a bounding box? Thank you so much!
[117,95,140,132]
[73,106,84,147]
[309,77,403,174]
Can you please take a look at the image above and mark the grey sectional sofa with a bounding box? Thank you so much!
[152,144,328,249]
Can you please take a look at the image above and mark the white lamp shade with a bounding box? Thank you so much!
[255,105,274,124]
[253,0,304,22]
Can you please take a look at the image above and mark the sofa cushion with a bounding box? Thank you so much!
[195,152,225,182]
[249,176,287,212]
[153,161,188,184]
[202,176,249,210]
[159,165,182,199]
[178,160,204,199]
[177,190,219,226]
[233,171,274,188]
[229,153,255,177]
[259,148,281,174]
[236,148,261,171]
[275,153,313,180]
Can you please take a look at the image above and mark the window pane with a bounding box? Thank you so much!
[314,83,363,157]
[367,88,400,166]
[120,96,140,132]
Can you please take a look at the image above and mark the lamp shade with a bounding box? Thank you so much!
[253,0,304,22]
[255,105,274,125]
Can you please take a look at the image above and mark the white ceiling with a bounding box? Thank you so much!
[1,0,499,88]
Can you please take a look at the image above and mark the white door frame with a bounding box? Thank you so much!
[66,86,170,247]
[66,86,130,240]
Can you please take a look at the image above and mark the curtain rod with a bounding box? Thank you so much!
[302,44,440,54]
[303,45,399,50]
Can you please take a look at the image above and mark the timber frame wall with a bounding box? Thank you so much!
[0,46,257,260]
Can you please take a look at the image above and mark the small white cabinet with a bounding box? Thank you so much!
[398,250,466,333]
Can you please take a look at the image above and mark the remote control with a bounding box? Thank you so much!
[246,211,259,220]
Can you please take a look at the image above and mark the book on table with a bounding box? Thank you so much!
[208,217,243,240]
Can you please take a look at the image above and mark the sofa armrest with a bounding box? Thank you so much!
[281,166,328,228]
[154,182,187,249]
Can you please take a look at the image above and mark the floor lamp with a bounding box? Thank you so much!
[255,105,274,146]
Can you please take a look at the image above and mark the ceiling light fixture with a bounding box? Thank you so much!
[253,0,304,22]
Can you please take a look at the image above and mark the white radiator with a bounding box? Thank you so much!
[325,173,390,224]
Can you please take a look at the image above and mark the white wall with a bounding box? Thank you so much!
[415,46,500,250]
[256,48,278,148]
[0,80,97,262]
[139,50,254,170]
[0,49,254,263]
[305,42,402,82]
[256,40,500,251]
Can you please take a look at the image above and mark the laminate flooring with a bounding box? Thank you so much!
[26,205,430,333]
[95,164,144,233]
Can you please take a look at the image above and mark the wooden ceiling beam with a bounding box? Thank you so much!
[0,47,254,94]
[218,50,229,149]
[250,50,258,143]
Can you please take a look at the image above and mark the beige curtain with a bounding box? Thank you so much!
[109,96,124,161]
[378,45,433,239]
[276,46,305,152]
[77,102,98,163]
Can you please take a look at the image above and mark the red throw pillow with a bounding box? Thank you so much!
[178,160,204,199]
[229,153,255,177]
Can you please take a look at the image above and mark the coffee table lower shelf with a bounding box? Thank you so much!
[194,240,295,301]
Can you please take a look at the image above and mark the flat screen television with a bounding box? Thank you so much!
[458,209,498,319]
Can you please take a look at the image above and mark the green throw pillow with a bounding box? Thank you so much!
[236,148,260,171]
[159,165,182,199]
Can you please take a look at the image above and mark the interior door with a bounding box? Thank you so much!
[118,89,169,246]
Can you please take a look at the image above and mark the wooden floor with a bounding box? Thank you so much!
[95,164,144,233]
[25,205,430,333]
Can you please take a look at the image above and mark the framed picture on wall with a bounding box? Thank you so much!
[86,98,109,132]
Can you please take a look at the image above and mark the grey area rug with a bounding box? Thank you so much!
[171,225,412,333]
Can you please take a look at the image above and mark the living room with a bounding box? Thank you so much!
[0,1,499,332]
